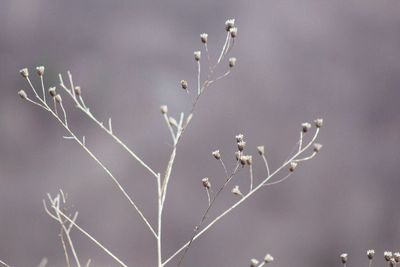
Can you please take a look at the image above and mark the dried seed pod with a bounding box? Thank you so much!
[180,80,188,90]
[55,94,62,103]
[19,68,29,78]
[201,177,211,189]
[225,19,235,31]
[289,161,298,172]
[18,90,28,99]
[393,252,400,263]
[235,134,244,142]
[301,122,311,133]
[367,250,375,260]
[250,259,259,267]
[246,155,253,165]
[237,141,246,151]
[36,66,45,76]
[200,33,208,44]
[231,185,242,196]
[257,145,265,156]
[194,51,201,61]
[390,258,396,267]
[229,27,238,38]
[264,254,274,263]
[229,57,237,68]
[212,150,221,160]
[74,86,81,96]
[340,253,348,264]
[313,143,323,153]
[49,87,57,97]
[160,105,168,114]
[385,252,393,262]
[239,155,248,166]
[314,118,323,128]
[168,117,178,127]
[235,151,241,161]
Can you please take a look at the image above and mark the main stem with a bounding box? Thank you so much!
[157,174,162,267]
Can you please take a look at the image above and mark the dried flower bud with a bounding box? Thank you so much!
[301,122,311,133]
[235,134,244,142]
[19,68,29,78]
[212,150,221,160]
[264,254,274,263]
[313,143,323,153]
[246,155,253,165]
[238,141,246,151]
[55,94,62,103]
[385,252,393,261]
[36,66,45,76]
[201,177,211,189]
[169,117,178,127]
[393,252,400,262]
[231,185,243,197]
[314,118,323,128]
[225,19,235,31]
[235,151,241,161]
[239,155,248,166]
[200,33,208,44]
[18,90,28,99]
[194,51,201,61]
[250,259,259,267]
[74,86,81,96]
[257,145,265,156]
[229,27,238,38]
[180,80,188,90]
[160,105,168,114]
[49,87,57,97]
[367,250,375,260]
[390,258,396,267]
[340,253,348,264]
[229,57,237,68]
[289,161,298,172]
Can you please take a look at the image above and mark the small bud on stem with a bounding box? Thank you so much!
[201,177,211,189]
[49,87,57,97]
[264,254,274,263]
[180,80,188,90]
[19,68,29,78]
[160,105,168,114]
[212,150,221,160]
[36,66,45,76]
[229,57,237,68]
[194,51,201,61]
[200,33,208,44]
[18,90,28,99]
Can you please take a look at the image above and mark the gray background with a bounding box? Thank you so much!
[1,0,400,266]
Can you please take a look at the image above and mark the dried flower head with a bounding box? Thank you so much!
[19,68,29,78]
[49,87,57,97]
[229,27,238,38]
[200,33,208,44]
[212,150,221,160]
[257,145,265,156]
[229,57,237,68]
[289,161,298,172]
[340,253,348,264]
[367,249,375,260]
[393,252,400,262]
[201,177,211,189]
[74,86,81,96]
[225,19,235,31]
[235,134,244,143]
[250,258,259,267]
[313,143,323,153]
[231,185,243,197]
[194,51,201,61]
[36,66,45,76]
[246,155,253,165]
[314,118,323,128]
[301,122,312,133]
[55,94,62,103]
[385,252,393,261]
[18,90,28,99]
[264,254,274,263]
[180,80,188,90]
[238,141,246,151]
[160,105,168,114]
[239,155,248,166]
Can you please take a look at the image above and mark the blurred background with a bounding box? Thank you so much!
[1,0,400,266]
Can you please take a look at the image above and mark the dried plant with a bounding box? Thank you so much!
[14,19,323,267]
[338,250,400,267]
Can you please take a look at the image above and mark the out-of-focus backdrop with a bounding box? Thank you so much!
[1,0,400,266]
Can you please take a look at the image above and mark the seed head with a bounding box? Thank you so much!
[367,250,375,260]
[340,253,348,264]
[55,94,62,103]
[289,161,298,172]
[239,155,248,166]
[180,80,188,90]
[257,145,265,156]
[385,252,393,261]
[264,254,274,263]
[201,177,211,189]
[160,105,168,114]
[313,143,323,153]
[74,86,81,96]
[229,57,237,68]
[200,33,208,44]
[19,68,29,78]
[212,150,221,160]
[314,118,323,128]
[18,90,28,99]
[229,27,238,38]
[301,122,312,133]
[250,259,259,267]
[231,185,243,197]
[235,134,244,142]
[225,19,235,31]
[237,141,246,151]
[49,87,57,97]
[36,66,45,76]
[194,51,201,61]
[393,252,400,262]
[246,155,253,165]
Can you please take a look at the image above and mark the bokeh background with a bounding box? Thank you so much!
[1,0,400,266]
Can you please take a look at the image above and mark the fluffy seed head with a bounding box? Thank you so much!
[340,253,348,264]
[200,33,208,44]
[257,145,265,156]
[313,143,323,153]
[180,80,188,90]
[18,90,28,99]
[367,250,375,260]
[194,51,201,61]
[49,87,57,97]
[19,68,29,78]
[55,94,62,103]
[36,66,45,76]
[212,150,221,160]
[250,259,259,267]
[201,177,211,189]
[229,57,237,68]
[238,141,246,151]
[314,118,323,128]
[235,134,244,142]
[302,122,312,133]
[225,19,235,31]
[264,254,274,263]
[289,161,298,172]
[229,27,238,38]
[385,252,393,261]
[231,185,242,196]
[74,86,81,96]
[160,105,168,114]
